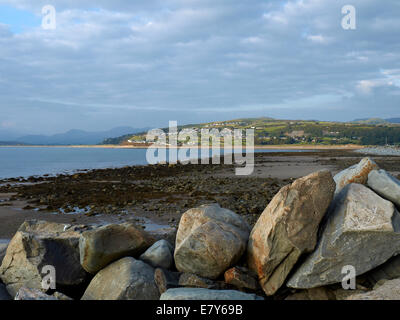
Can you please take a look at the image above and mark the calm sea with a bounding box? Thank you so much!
[0,147,304,179]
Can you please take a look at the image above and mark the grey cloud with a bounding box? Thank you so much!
[0,0,399,135]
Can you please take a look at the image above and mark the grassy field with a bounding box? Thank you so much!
[105,117,400,147]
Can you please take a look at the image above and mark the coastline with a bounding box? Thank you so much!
[0,150,349,239]
[0,144,364,150]
[1,149,400,249]
[0,144,362,181]
[1,149,399,239]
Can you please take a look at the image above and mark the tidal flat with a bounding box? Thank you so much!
[0,150,399,240]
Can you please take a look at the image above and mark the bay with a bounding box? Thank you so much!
[0,146,304,179]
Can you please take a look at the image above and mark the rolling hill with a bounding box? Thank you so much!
[109,117,400,146]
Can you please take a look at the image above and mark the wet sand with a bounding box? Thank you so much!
[0,192,174,241]
[0,150,399,240]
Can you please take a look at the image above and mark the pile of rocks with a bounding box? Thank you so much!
[1,157,400,300]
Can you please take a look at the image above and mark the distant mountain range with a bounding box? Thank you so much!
[0,128,23,141]
[0,127,150,146]
[2,116,400,146]
[0,141,28,146]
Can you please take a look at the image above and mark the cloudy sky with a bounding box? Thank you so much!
[0,0,399,135]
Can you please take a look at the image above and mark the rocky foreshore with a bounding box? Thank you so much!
[356,146,400,156]
[1,156,400,300]
[0,154,293,230]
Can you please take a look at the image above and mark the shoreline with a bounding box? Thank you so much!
[0,144,364,150]
[0,150,349,239]
[1,149,400,241]
[0,146,362,181]
[2,151,400,300]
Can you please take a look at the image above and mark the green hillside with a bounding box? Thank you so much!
[102,117,400,146]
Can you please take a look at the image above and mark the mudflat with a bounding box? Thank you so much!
[1,150,399,240]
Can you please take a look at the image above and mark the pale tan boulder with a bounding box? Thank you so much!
[247,170,335,296]
[0,220,90,297]
[79,222,152,274]
[287,183,400,289]
[333,157,378,194]
[81,257,159,300]
[174,204,250,279]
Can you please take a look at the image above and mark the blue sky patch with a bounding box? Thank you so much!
[0,5,41,33]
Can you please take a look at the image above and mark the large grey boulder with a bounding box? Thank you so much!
[247,170,335,295]
[81,257,159,300]
[334,157,378,194]
[139,240,174,269]
[346,278,400,300]
[80,222,152,274]
[287,183,400,289]
[174,204,250,279]
[0,220,90,297]
[368,169,400,207]
[160,288,264,300]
